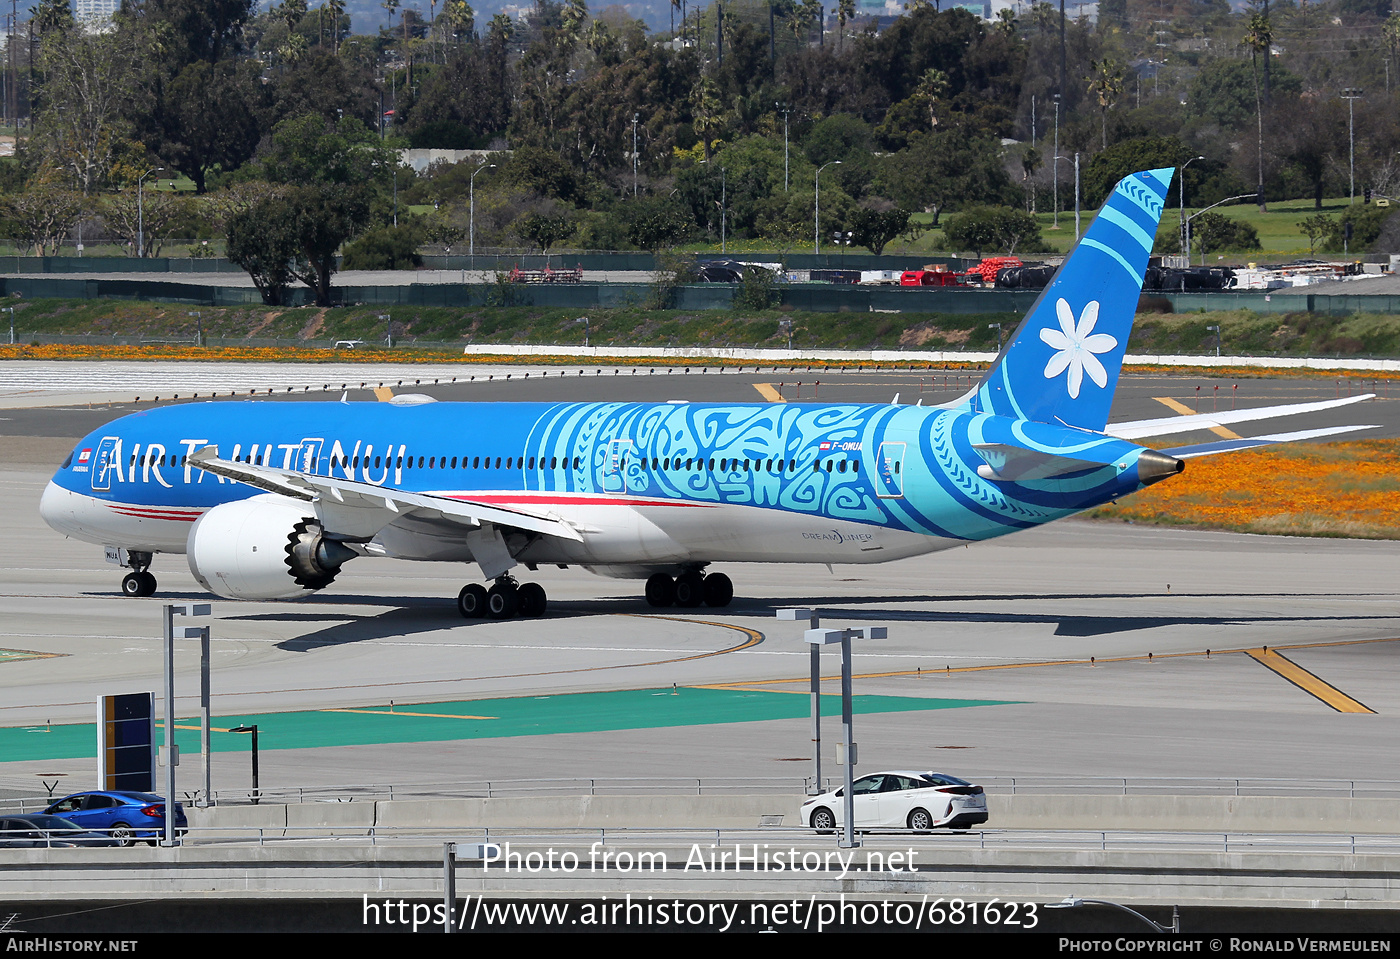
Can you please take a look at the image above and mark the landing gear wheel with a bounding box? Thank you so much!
[907,807,934,832]
[674,571,705,608]
[702,572,733,608]
[121,572,156,597]
[486,581,519,619]
[517,583,547,618]
[457,584,488,618]
[645,573,676,608]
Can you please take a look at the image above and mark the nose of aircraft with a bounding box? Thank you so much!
[39,479,76,535]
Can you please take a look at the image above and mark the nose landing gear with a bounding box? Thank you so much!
[117,551,157,597]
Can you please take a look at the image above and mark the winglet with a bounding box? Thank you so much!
[971,168,1174,432]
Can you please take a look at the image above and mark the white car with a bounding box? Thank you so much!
[800,771,989,832]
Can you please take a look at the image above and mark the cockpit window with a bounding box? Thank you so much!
[61,448,74,469]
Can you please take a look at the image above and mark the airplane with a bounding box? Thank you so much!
[39,168,1377,619]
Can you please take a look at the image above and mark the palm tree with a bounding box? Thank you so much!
[1243,11,1271,211]
[836,0,854,51]
[1088,58,1124,150]
[916,67,949,130]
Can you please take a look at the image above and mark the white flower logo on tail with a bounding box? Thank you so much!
[1040,299,1116,399]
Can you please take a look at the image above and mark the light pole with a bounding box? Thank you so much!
[1046,898,1179,933]
[776,101,791,190]
[1342,88,1363,204]
[137,167,164,259]
[1074,151,1081,240]
[1052,93,1060,229]
[1179,155,1205,255]
[632,112,639,197]
[814,160,841,256]
[469,160,495,258]
[3,306,12,345]
[577,315,590,347]
[1184,193,1259,264]
[720,164,727,253]
[380,312,392,348]
[230,725,260,805]
[162,602,211,844]
[187,310,202,347]
[802,622,886,848]
[989,321,1003,352]
[1207,323,1221,357]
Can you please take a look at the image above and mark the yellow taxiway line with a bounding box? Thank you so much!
[1245,647,1374,713]
[1153,396,1241,439]
[753,383,786,403]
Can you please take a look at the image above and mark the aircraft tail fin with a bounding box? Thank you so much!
[970,168,1174,432]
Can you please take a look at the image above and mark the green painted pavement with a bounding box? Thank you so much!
[0,687,1011,762]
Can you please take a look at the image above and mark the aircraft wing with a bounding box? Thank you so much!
[1161,424,1381,459]
[187,446,585,543]
[1105,394,1375,441]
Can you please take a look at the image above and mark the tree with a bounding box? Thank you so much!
[341,223,424,269]
[0,185,87,255]
[1087,58,1124,150]
[942,205,1043,256]
[1190,211,1260,255]
[1242,11,1272,211]
[100,189,194,257]
[154,60,266,194]
[1297,213,1333,254]
[848,205,911,255]
[623,197,694,251]
[32,28,142,195]
[226,184,370,305]
[226,192,300,305]
[514,209,576,253]
[258,114,399,188]
[879,126,1010,226]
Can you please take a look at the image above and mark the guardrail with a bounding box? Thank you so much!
[9,775,1395,813]
[8,823,1400,856]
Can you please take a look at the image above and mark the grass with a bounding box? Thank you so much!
[1087,440,1400,540]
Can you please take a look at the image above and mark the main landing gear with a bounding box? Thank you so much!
[645,570,733,609]
[457,576,547,620]
[118,551,157,597]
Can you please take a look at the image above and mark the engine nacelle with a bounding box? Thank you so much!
[186,495,356,600]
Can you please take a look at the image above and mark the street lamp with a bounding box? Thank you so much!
[188,310,202,348]
[229,725,261,805]
[161,602,211,844]
[1046,898,1180,933]
[632,112,639,197]
[776,101,792,191]
[1179,155,1205,255]
[815,160,841,256]
[1341,88,1363,204]
[577,315,590,348]
[380,312,392,348]
[3,306,13,345]
[1206,323,1221,357]
[1184,193,1258,264]
[1053,154,1080,242]
[137,167,164,259]
[1051,93,1061,229]
[989,322,1003,352]
[469,160,495,258]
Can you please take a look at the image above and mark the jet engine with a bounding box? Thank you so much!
[186,494,357,600]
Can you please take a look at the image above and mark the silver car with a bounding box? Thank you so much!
[0,814,123,848]
[800,771,989,832]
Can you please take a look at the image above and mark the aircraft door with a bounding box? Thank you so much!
[876,442,906,499]
[91,436,121,491]
[603,440,632,493]
[297,438,325,474]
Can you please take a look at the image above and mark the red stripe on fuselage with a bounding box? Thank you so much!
[442,492,717,509]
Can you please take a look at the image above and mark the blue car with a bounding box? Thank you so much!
[42,791,188,846]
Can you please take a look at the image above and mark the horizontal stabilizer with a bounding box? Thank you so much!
[187,446,584,542]
[1162,424,1380,459]
[1107,394,1375,441]
[971,443,1108,482]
